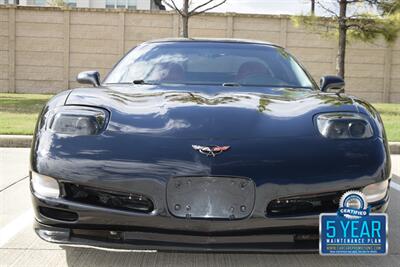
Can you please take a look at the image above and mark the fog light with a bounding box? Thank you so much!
[31,172,60,198]
[362,180,389,203]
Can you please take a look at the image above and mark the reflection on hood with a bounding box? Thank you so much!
[108,119,190,134]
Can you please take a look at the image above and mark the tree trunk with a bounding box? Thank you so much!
[182,16,189,37]
[181,0,189,38]
[337,0,347,78]
[311,0,315,15]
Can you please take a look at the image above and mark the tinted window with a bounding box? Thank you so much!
[104,42,315,89]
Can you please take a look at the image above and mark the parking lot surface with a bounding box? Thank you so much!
[1,148,399,267]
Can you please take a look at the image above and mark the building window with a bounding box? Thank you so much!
[1,0,20,4]
[106,0,137,9]
[65,0,76,7]
[106,0,115,8]
[116,0,125,8]
[127,0,136,9]
[33,0,46,5]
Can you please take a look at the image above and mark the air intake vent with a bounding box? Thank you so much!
[63,183,154,213]
[39,206,78,221]
[266,191,343,217]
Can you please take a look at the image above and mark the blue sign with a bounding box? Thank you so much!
[319,191,388,255]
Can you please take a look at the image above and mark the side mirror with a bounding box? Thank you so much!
[77,71,100,87]
[320,75,345,93]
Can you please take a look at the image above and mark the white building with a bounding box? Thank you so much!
[0,0,165,10]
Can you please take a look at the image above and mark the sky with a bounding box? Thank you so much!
[165,0,377,16]
[204,0,315,15]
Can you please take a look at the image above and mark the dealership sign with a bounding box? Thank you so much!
[320,191,388,255]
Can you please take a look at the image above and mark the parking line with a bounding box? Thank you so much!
[0,175,28,192]
[391,182,400,192]
[0,209,33,247]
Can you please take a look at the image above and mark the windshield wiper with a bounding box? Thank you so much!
[222,82,241,87]
[238,84,313,89]
[133,79,156,85]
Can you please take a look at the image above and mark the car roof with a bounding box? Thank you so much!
[142,38,282,48]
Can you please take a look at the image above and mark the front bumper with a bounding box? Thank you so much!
[34,220,320,252]
[31,186,389,252]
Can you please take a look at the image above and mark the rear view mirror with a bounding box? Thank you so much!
[77,71,100,87]
[320,75,345,93]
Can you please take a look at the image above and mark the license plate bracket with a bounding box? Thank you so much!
[166,176,255,219]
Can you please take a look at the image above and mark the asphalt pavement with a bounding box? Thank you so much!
[0,148,399,267]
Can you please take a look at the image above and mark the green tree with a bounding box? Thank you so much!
[295,0,400,78]
[378,0,400,14]
[162,0,227,37]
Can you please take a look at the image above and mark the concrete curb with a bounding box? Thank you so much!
[391,142,400,154]
[0,135,33,148]
[0,135,399,154]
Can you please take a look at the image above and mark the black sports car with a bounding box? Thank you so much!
[30,39,391,252]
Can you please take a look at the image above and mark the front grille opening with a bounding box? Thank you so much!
[39,206,78,221]
[63,183,154,213]
[266,192,342,217]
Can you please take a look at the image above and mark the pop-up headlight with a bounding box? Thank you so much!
[49,106,107,136]
[316,113,373,139]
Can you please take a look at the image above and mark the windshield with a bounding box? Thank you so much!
[104,42,316,89]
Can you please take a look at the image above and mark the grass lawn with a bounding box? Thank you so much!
[0,93,52,135]
[373,103,400,142]
[0,93,399,141]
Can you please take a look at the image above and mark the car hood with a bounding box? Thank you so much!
[66,84,357,139]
